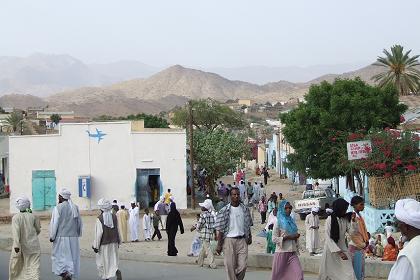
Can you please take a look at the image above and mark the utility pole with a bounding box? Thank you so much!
[188,100,195,209]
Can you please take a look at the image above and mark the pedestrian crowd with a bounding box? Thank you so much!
[8,179,420,280]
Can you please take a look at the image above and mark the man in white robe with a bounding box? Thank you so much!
[92,199,122,280]
[252,182,261,204]
[49,188,82,280]
[305,207,320,255]
[388,199,420,280]
[9,196,41,280]
[238,180,247,201]
[128,201,140,242]
[142,208,152,241]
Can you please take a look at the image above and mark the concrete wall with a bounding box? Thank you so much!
[8,122,187,213]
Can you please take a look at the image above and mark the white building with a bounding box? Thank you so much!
[0,121,187,213]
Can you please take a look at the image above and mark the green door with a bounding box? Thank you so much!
[32,170,56,211]
[32,177,45,211]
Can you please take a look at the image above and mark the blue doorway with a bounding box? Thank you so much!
[32,170,56,211]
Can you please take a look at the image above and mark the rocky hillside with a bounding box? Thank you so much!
[2,63,419,116]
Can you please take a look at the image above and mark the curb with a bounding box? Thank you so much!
[0,209,202,224]
[0,242,390,279]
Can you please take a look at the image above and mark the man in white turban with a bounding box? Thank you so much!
[305,207,320,255]
[9,196,41,280]
[49,188,82,280]
[92,199,122,280]
[128,201,140,242]
[388,198,420,280]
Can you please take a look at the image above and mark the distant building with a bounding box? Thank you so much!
[37,111,74,120]
[27,107,45,117]
[238,99,254,107]
[3,108,15,114]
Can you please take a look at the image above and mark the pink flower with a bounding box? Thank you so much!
[400,115,406,123]
[376,163,387,170]
[406,165,417,171]
[395,159,402,165]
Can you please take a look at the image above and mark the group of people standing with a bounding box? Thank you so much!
[8,187,186,280]
[9,189,121,280]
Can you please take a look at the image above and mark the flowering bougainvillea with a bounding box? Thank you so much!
[355,130,419,177]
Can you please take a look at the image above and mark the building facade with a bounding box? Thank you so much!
[1,121,187,213]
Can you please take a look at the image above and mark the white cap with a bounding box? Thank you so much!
[199,199,213,211]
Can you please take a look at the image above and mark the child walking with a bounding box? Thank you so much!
[143,208,152,241]
[266,224,276,254]
[152,210,162,241]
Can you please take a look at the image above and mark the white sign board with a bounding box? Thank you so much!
[347,140,372,160]
[295,199,320,210]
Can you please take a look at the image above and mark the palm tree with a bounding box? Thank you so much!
[372,45,420,96]
[5,112,24,134]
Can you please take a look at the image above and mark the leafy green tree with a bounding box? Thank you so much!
[193,129,251,194]
[171,99,245,131]
[93,113,169,128]
[280,78,407,188]
[124,113,169,128]
[372,45,420,96]
[50,114,62,125]
[5,112,24,133]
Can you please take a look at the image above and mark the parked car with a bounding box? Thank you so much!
[294,188,338,220]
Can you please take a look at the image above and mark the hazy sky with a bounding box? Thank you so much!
[1,0,419,68]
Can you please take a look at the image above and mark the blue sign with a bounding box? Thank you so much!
[86,128,106,143]
[78,176,91,198]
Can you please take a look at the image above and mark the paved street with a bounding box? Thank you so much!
[0,250,320,280]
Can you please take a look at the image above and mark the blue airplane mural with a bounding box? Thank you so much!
[86,128,107,143]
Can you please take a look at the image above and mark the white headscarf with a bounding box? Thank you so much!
[59,188,79,218]
[395,198,420,229]
[326,208,333,214]
[15,196,30,211]
[59,188,71,200]
[311,207,320,213]
[98,198,114,228]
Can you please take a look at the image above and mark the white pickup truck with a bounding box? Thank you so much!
[294,188,338,220]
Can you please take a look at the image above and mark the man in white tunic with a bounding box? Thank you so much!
[9,196,41,280]
[128,201,140,242]
[49,188,82,280]
[142,208,152,241]
[388,199,420,280]
[92,199,122,280]
[305,207,320,255]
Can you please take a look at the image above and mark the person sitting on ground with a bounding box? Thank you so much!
[365,232,375,257]
[382,237,398,261]
[375,234,384,257]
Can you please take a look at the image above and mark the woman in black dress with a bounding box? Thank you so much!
[166,202,184,256]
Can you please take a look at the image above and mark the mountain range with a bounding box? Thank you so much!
[0,54,417,117]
